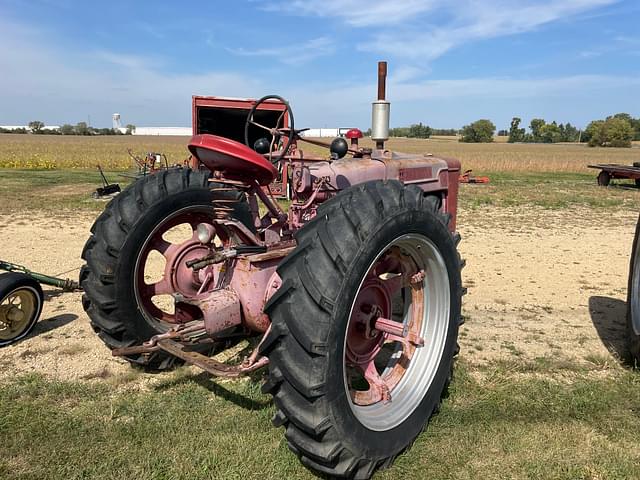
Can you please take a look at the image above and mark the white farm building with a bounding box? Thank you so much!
[132,127,192,136]
[300,128,356,138]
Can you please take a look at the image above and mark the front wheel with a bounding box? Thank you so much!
[0,273,44,347]
[81,168,253,369]
[260,180,463,478]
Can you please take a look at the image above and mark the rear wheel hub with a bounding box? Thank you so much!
[134,208,219,325]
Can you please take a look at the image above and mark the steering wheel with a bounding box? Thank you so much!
[244,95,295,165]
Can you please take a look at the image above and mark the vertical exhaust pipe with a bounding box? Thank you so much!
[371,61,390,150]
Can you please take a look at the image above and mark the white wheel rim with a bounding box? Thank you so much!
[343,233,450,431]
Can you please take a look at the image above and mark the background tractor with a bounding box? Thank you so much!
[80,62,464,478]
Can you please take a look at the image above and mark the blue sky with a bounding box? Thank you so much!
[0,0,639,130]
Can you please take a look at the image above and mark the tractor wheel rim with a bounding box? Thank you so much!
[0,288,38,341]
[343,233,450,431]
[134,206,215,327]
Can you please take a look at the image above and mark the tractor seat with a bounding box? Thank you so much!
[188,134,278,186]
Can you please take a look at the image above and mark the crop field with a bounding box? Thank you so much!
[1,135,640,479]
[1,133,639,174]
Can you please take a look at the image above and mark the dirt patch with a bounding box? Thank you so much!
[0,212,136,383]
[457,206,637,370]
[0,206,636,386]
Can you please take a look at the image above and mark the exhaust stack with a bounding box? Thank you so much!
[371,61,390,150]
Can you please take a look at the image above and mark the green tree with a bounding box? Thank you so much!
[407,122,432,139]
[539,121,562,143]
[529,118,546,142]
[585,120,605,146]
[75,122,90,135]
[459,119,495,143]
[508,117,526,143]
[389,127,409,137]
[603,117,633,147]
[59,124,75,135]
[561,122,579,142]
[585,117,633,147]
[125,124,136,135]
[28,120,45,133]
[432,128,458,136]
[609,113,640,141]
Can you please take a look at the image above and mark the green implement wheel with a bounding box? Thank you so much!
[0,273,44,347]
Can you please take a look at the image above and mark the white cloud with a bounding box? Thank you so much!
[262,0,439,27]
[286,72,640,128]
[0,10,636,130]
[0,18,264,126]
[390,74,640,100]
[227,37,335,65]
[263,0,619,61]
[359,0,619,59]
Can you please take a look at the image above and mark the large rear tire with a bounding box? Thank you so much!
[260,180,463,478]
[627,214,640,365]
[81,168,252,369]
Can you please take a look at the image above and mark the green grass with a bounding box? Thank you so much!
[459,171,639,210]
[0,169,134,214]
[1,168,638,215]
[1,364,639,479]
[1,141,640,478]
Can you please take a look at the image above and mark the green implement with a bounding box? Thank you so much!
[0,260,80,292]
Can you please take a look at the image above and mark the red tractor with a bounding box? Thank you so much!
[80,62,464,478]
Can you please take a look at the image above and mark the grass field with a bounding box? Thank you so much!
[1,133,638,173]
[2,363,639,479]
[1,135,640,479]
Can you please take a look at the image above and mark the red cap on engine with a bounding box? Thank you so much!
[345,128,363,139]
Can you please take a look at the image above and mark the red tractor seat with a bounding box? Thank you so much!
[188,134,278,186]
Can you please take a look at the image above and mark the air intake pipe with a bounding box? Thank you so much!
[371,61,390,150]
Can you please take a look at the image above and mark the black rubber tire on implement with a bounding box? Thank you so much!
[0,273,44,347]
[597,171,611,187]
[627,214,640,365]
[80,168,252,370]
[259,180,463,479]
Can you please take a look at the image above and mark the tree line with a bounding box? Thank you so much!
[363,124,458,139]
[507,118,580,143]
[367,112,639,146]
[507,113,639,147]
[0,121,136,135]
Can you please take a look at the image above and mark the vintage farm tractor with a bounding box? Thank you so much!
[80,62,464,478]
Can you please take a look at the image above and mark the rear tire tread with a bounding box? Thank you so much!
[261,180,462,478]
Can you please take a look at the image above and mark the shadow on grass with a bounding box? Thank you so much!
[155,369,271,411]
[588,296,630,365]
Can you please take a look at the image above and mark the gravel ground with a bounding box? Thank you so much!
[0,205,636,385]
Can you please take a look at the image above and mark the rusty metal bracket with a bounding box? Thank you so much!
[156,339,268,377]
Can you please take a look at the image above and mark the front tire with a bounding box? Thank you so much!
[0,273,44,347]
[260,180,463,478]
[81,168,252,369]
